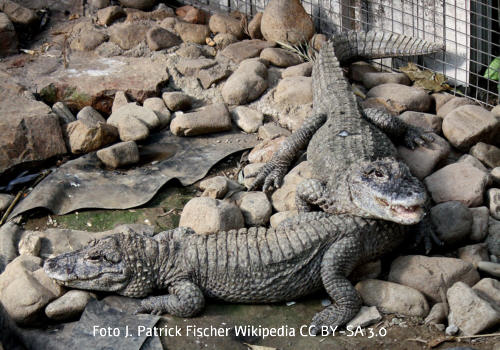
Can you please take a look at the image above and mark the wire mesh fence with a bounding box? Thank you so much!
[178,0,500,106]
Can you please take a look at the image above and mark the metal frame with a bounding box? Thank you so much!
[178,0,500,106]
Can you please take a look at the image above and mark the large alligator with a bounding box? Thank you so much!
[43,31,442,330]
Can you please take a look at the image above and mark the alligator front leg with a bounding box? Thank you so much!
[312,235,363,333]
[295,178,333,212]
[249,113,327,192]
[136,280,205,317]
[363,108,434,149]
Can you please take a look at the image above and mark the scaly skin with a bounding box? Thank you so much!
[44,216,405,331]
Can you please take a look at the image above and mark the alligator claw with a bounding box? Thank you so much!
[135,298,165,316]
[248,162,287,192]
[413,216,444,254]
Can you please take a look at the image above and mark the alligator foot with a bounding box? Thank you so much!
[248,161,288,192]
[403,125,435,150]
[310,305,354,335]
[413,215,443,254]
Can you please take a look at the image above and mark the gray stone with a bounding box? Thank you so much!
[107,106,150,142]
[488,188,500,220]
[199,176,229,199]
[76,106,106,125]
[388,255,480,303]
[97,5,126,26]
[118,0,156,10]
[258,122,291,141]
[0,13,17,57]
[219,40,275,64]
[179,197,244,234]
[470,142,500,168]
[260,47,302,67]
[445,324,459,336]
[271,161,312,212]
[230,191,272,226]
[430,201,472,244]
[366,83,432,113]
[397,133,450,179]
[70,24,108,52]
[208,13,244,39]
[175,58,216,77]
[362,72,411,89]
[96,141,140,168]
[248,12,263,39]
[431,92,454,112]
[213,33,238,50]
[160,17,177,32]
[162,91,192,112]
[447,281,500,335]
[492,167,500,184]
[346,306,382,329]
[45,290,94,321]
[424,162,490,207]
[231,106,264,133]
[458,154,489,174]
[174,22,210,45]
[52,102,75,125]
[248,136,287,164]
[282,62,313,78]
[458,244,489,268]
[469,207,490,241]
[109,22,149,50]
[436,97,472,118]
[112,91,129,113]
[197,65,232,89]
[109,103,160,131]
[146,26,181,51]
[397,111,443,134]
[488,219,500,256]
[424,303,447,324]
[170,103,232,136]
[473,278,500,307]
[64,119,119,154]
[0,194,13,212]
[269,210,297,228]
[0,0,38,26]
[260,0,314,45]
[143,97,170,128]
[275,76,313,106]
[477,261,500,278]
[442,105,500,151]
[355,279,429,317]
[17,233,41,257]
[222,59,268,105]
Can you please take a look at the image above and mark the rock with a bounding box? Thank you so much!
[90,0,110,9]
[143,97,170,128]
[174,22,210,45]
[350,260,382,283]
[366,84,432,113]
[107,105,150,142]
[146,26,181,51]
[431,92,454,112]
[243,162,266,188]
[397,133,450,179]
[424,303,447,324]
[477,261,500,278]
[258,122,291,140]
[45,290,94,321]
[362,72,411,89]
[248,136,287,164]
[397,111,443,134]
[473,278,500,307]
[125,7,174,22]
[0,222,22,273]
[458,154,489,174]
[0,79,67,175]
[269,210,297,228]
[488,188,500,220]
[388,255,480,302]
[179,197,244,234]
[109,102,160,131]
[175,58,216,76]
[355,279,429,317]
[109,22,149,50]
[112,91,129,113]
[222,58,268,105]
[70,25,108,51]
[17,233,41,257]
[51,102,75,125]
[219,40,275,64]
[0,0,38,26]
[488,219,500,256]
[76,106,106,125]
[97,5,126,26]
[230,191,272,226]
[160,17,177,31]
[492,167,500,184]
[170,103,232,136]
[118,0,156,10]
[199,176,230,199]
[424,162,489,207]
[96,141,140,168]
[470,142,500,168]
[0,194,13,212]
[275,76,312,105]
[209,13,244,39]
[231,106,264,133]
[442,105,500,151]
[436,97,472,118]
[175,5,207,24]
[260,48,302,67]
[282,62,313,78]
[430,201,472,244]
[458,244,489,267]
[260,0,314,45]
[0,13,17,57]
[349,61,378,82]
[213,33,238,50]
[447,281,500,335]
[197,64,232,89]
[310,33,327,51]
[64,119,119,154]
[162,91,192,111]
[469,207,490,242]
[346,306,382,329]
[271,161,312,211]
[445,324,459,336]
[248,12,263,39]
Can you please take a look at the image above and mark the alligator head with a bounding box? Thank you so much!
[348,158,427,225]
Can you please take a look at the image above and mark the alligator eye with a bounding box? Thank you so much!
[87,253,101,261]
[374,170,384,177]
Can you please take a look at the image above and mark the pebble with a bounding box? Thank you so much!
[199,176,230,199]
[355,279,429,317]
[469,207,490,241]
[248,12,263,39]
[76,106,106,125]
[110,103,160,130]
[346,306,382,329]
[397,111,443,134]
[258,122,291,141]
[170,103,232,136]
[96,141,140,169]
[472,278,500,306]
[458,244,489,267]
[362,72,411,89]
[424,302,447,324]
[218,40,275,64]
[477,261,500,278]
[470,142,500,168]
[97,6,126,26]
[436,97,472,118]
[174,22,210,45]
[260,47,302,67]
[231,106,264,133]
[175,5,206,24]
[488,188,500,220]
[107,105,150,142]
[430,201,472,244]
[45,290,94,321]
[175,57,216,77]
[17,233,41,257]
[275,76,313,105]
[162,91,192,111]
[179,197,244,234]
[447,281,500,335]
[146,26,181,51]
[230,191,272,226]
[424,162,490,207]
[388,255,480,302]
[282,62,313,78]
[271,161,312,211]
[269,210,297,228]
[366,83,432,113]
[52,102,75,124]
[222,58,268,105]
[213,33,238,50]
[143,97,170,128]
[458,154,489,174]
[208,13,244,39]
[197,64,232,89]
[108,22,150,50]
[442,105,500,151]
[70,26,108,52]
[248,136,287,164]
[445,324,459,336]
[112,91,129,113]
[64,119,119,154]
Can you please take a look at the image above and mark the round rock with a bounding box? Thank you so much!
[45,290,94,321]
[430,201,472,244]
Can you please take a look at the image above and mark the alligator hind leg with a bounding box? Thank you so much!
[311,235,363,333]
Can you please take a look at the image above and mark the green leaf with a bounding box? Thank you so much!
[484,57,500,81]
